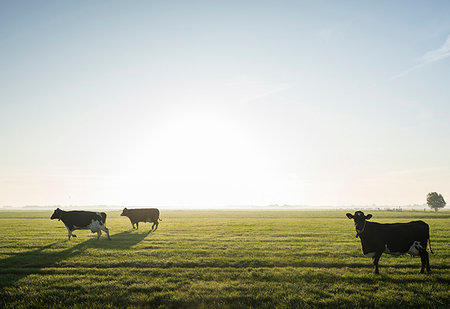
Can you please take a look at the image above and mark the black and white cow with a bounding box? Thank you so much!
[346,211,432,274]
[50,208,111,240]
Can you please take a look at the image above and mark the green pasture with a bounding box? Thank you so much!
[0,210,449,308]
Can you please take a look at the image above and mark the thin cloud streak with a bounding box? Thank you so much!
[421,35,450,63]
[390,34,450,80]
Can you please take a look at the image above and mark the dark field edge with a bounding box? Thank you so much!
[1,209,450,219]
[1,267,449,309]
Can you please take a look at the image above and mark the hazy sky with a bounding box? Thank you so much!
[1,1,449,207]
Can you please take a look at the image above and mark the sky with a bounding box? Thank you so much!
[1,1,450,208]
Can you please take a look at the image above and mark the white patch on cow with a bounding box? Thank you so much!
[364,252,375,258]
[408,241,422,256]
[72,219,103,232]
[88,219,103,233]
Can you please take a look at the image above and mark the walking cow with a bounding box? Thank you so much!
[346,211,432,274]
[121,208,161,231]
[50,208,111,240]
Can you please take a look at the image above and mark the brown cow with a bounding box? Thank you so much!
[121,208,161,231]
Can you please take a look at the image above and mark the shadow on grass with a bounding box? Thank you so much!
[0,230,149,290]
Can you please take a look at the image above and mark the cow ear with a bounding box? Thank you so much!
[365,214,372,220]
[346,213,354,219]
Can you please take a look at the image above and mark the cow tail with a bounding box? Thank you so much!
[101,212,107,224]
[159,218,162,221]
[428,237,434,254]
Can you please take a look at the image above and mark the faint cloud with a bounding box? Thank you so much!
[390,34,450,80]
[420,35,450,63]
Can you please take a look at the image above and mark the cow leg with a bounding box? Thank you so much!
[136,222,139,230]
[418,249,426,273]
[372,251,383,274]
[96,230,102,240]
[65,226,75,240]
[130,219,135,229]
[100,225,111,240]
[152,221,159,231]
[419,249,431,274]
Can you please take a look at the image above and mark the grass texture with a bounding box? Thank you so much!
[0,210,449,308]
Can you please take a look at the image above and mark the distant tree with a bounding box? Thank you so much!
[426,192,446,212]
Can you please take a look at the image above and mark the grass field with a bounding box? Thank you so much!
[0,209,449,308]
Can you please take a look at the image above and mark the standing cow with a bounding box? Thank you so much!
[346,211,432,274]
[50,208,111,240]
[121,208,161,231]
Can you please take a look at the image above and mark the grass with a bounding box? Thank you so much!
[0,209,449,308]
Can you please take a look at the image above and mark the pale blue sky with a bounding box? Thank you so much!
[1,1,449,207]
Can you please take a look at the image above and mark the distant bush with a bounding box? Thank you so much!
[426,192,446,212]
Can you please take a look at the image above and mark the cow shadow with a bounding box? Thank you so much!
[0,230,149,291]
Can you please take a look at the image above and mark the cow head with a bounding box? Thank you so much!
[50,208,63,220]
[346,211,372,235]
[121,208,128,216]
